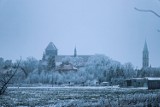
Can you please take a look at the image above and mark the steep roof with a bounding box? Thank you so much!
[143,40,148,52]
[46,42,57,51]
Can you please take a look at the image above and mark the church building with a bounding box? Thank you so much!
[41,42,91,71]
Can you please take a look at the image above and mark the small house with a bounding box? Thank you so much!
[124,77,160,90]
[56,62,77,72]
[124,78,147,87]
[147,78,160,90]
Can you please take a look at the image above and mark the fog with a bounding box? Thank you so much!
[0,0,160,68]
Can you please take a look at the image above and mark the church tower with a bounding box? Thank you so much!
[143,40,149,68]
[74,46,77,57]
[45,42,58,57]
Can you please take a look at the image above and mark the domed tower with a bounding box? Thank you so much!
[142,40,149,68]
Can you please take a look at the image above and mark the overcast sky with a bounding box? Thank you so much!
[0,0,160,68]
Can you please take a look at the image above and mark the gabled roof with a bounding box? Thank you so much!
[46,42,57,51]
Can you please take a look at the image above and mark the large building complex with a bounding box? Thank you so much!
[42,40,152,70]
[41,42,91,71]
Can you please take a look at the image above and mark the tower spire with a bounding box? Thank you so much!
[143,40,148,52]
[142,40,149,68]
[74,46,77,57]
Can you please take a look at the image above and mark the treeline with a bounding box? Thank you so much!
[0,55,160,86]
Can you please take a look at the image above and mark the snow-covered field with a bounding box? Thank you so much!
[0,86,160,107]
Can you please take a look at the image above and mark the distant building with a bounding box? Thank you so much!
[142,40,149,68]
[56,62,78,72]
[124,77,160,90]
[41,42,92,71]
[124,78,147,87]
[147,78,160,90]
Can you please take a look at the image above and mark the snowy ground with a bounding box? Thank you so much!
[0,86,160,107]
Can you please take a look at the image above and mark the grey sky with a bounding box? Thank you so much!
[0,0,160,68]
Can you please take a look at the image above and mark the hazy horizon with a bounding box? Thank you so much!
[0,0,160,68]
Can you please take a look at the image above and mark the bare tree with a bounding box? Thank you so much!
[0,60,21,95]
[135,1,160,32]
[135,7,160,18]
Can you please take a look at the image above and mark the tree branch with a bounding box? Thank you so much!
[0,59,21,95]
[135,7,160,18]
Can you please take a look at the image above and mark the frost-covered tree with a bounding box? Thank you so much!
[85,55,114,83]
[14,54,140,86]
[20,57,38,77]
[62,56,84,67]
[0,60,20,95]
[137,67,160,77]
[3,60,12,69]
[123,62,136,78]
[0,58,4,69]
[47,56,56,71]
